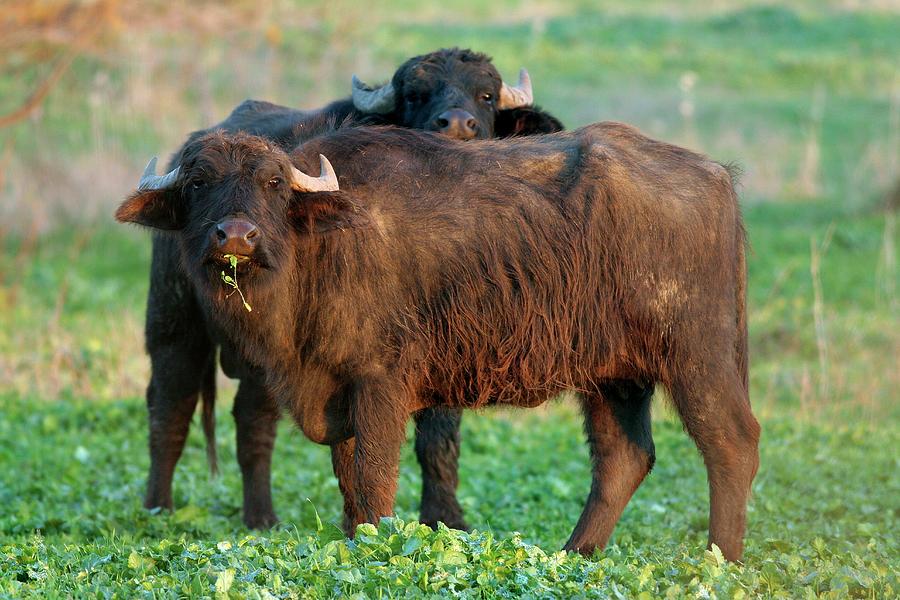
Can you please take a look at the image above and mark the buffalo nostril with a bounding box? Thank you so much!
[216,218,259,252]
[435,109,478,138]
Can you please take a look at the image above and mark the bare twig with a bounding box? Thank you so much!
[47,229,94,398]
[0,51,78,129]
[888,80,899,186]
[0,2,110,129]
[798,83,826,198]
[876,211,896,308]
[0,137,10,191]
[810,222,835,402]
[798,364,813,421]
[7,220,40,309]
[763,263,797,305]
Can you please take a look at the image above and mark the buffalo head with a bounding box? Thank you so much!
[350,48,556,139]
[115,132,354,310]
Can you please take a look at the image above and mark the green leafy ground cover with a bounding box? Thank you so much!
[1,0,898,597]
[2,397,898,598]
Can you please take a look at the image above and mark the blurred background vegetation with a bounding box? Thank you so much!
[1,0,897,424]
[1,4,898,595]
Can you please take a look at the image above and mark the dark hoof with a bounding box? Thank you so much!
[420,497,468,531]
[244,511,279,529]
[144,496,173,512]
[420,515,470,532]
[562,541,599,556]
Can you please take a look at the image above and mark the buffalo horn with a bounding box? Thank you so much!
[498,68,534,109]
[290,154,340,192]
[351,75,396,114]
[138,157,181,191]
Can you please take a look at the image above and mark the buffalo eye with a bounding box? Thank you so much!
[191,179,205,190]
[406,91,429,105]
[480,92,494,104]
[267,177,283,189]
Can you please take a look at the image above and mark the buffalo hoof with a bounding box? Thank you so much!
[144,496,174,513]
[562,541,599,556]
[420,514,470,532]
[243,511,279,529]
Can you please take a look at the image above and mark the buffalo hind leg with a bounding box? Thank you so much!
[144,344,214,512]
[414,406,468,531]
[565,380,656,555]
[232,375,280,529]
[669,368,760,561]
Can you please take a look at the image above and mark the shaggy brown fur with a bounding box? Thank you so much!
[118,123,760,560]
[142,48,567,532]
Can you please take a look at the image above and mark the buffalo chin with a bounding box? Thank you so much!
[195,254,270,298]
[203,252,269,274]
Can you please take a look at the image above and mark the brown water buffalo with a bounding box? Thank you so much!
[141,49,570,532]
[118,122,760,560]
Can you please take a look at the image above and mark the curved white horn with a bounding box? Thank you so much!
[138,157,181,191]
[290,154,339,192]
[498,67,533,109]
[351,75,396,114]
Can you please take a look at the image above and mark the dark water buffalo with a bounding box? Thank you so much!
[142,48,570,532]
[118,124,760,560]
[348,48,564,138]
[222,47,564,146]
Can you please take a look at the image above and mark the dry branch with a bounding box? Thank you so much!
[0,1,112,129]
[0,0,268,130]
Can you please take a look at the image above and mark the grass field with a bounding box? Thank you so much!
[1,0,898,597]
[1,397,898,597]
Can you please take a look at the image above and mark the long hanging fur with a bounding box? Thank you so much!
[118,121,758,560]
[147,123,747,423]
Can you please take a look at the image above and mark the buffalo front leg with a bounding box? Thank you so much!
[669,368,760,561]
[144,234,216,513]
[144,345,215,512]
[349,377,409,532]
[232,375,280,529]
[564,380,656,555]
[331,437,365,536]
[414,406,468,530]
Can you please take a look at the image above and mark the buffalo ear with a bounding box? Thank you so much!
[290,191,369,233]
[115,189,186,230]
[495,105,565,137]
